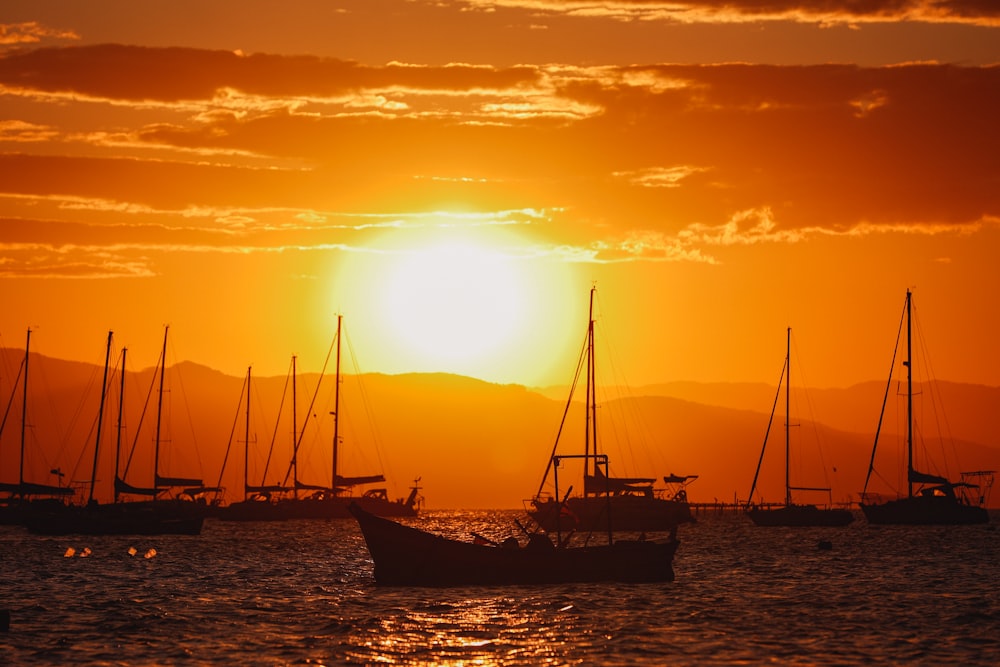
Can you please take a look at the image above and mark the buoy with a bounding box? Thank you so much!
[1,609,10,632]
[817,540,833,551]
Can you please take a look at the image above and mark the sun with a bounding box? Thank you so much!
[378,242,525,366]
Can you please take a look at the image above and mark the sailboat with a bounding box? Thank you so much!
[26,328,204,535]
[528,288,694,533]
[218,315,421,521]
[0,329,76,524]
[210,365,289,521]
[860,290,990,525]
[746,327,854,527]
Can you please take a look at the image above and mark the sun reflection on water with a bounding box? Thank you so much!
[353,595,579,665]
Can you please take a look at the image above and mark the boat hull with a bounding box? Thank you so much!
[24,501,204,536]
[350,503,678,586]
[0,498,72,526]
[529,495,693,533]
[860,496,988,525]
[215,495,417,522]
[748,504,854,527]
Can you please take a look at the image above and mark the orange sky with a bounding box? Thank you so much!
[2,1,1000,391]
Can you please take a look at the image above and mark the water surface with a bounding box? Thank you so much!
[2,510,998,665]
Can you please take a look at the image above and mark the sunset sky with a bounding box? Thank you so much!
[2,1,999,391]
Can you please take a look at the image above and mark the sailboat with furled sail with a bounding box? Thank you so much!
[26,327,204,535]
[860,289,991,525]
[746,327,854,527]
[210,365,290,520]
[0,329,76,524]
[528,287,694,533]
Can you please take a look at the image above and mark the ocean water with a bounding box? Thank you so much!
[2,510,998,666]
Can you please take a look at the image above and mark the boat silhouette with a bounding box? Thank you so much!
[860,289,991,525]
[746,327,854,527]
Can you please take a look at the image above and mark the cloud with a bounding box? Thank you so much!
[457,1,1000,27]
[613,166,709,188]
[0,120,59,142]
[0,22,79,46]
[0,45,998,275]
[0,44,540,103]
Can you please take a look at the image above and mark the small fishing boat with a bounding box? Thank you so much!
[860,290,990,525]
[746,327,853,527]
[349,499,679,586]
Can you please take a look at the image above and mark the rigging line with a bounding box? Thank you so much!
[282,329,338,486]
[35,342,75,473]
[343,324,391,486]
[790,334,834,499]
[111,350,127,498]
[746,356,786,507]
[593,315,639,479]
[69,344,115,491]
[591,291,657,479]
[167,335,205,477]
[910,301,960,479]
[593,291,632,476]
[535,325,590,500]
[0,358,25,448]
[214,369,249,491]
[67,389,98,491]
[123,342,159,481]
[863,297,906,497]
[260,358,292,487]
[0,331,14,381]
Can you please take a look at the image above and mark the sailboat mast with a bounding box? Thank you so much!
[785,327,791,507]
[331,315,342,495]
[905,289,913,499]
[19,328,30,488]
[292,355,298,500]
[114,347,127,503]
[153,325,168,498]
[586,287,597,479]
[244,366,251,500]
[89,330,113,505]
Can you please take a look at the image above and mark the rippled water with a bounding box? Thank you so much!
[2,510,998,665]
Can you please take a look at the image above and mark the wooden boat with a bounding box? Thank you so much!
[746,328,853,527]
[860,290,990,525]
[528,287,693,533]
[349,502,679,586]
[25,328,205,535]
[217,315,420,521]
